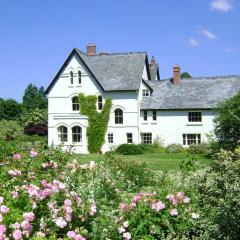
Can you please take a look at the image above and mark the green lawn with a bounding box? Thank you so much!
[75,152,212,171]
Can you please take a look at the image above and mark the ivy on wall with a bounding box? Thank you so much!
[78,93,112,153]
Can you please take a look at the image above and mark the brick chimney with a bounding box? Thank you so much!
[173,64,181,85]
[86,44,96,56]
[150,56,156,67]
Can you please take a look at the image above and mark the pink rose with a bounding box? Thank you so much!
[55,217,67,228]
[67,231,76,238]
[13,153,22,160]
[0,205,9,214]
[169,208,178,216]
[23,212,35,222]
[12,229,22,240]
[21,221,32,232]
[30,149,38,158]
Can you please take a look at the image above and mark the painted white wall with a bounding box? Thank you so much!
[140,110,215,146]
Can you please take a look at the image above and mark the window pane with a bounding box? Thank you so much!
[153,110,157,121]
[115,109,123,124]
[182,134,201,146]
[70,72,73,84]
[141,133,152,144]
[98,96,103,110]
[144,111,148,121]
[78,71,81,84]
[72,97,79,111]
[188,112,202,122]
[72,126,82,143]
[108,133,113,143]
[127,133,133,143]
[58,126,68,142]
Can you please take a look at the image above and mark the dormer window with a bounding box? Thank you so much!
[142,89,150,97]
[78,71,82,84]
[72,96,79,111]
[70,71,73,85]
[98,95,103,110]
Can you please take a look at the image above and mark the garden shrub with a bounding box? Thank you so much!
[166,143,184,153]
[192,148,240,239]
[21,108,48,126]
[24,123,48,136]
[0,120,23,140]
[214,91,240,151]
[116,144,144,155]
[187,143,209,155]
[139,143,165,153]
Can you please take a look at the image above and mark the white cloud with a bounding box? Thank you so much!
[210,0,233,12]
[198,28,218,40]
[189,38,199,47]
[223,48,239,53]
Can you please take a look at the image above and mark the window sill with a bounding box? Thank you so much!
[68,86,74,88]
[142,122,148,124]
[186,123,203,126]
[76,85,82,88]
[151,122,157,125]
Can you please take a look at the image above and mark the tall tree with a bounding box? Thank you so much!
[0,99,22,120]
[180,72,192,78]
[22,84,47,111]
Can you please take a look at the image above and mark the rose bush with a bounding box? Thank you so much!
[0,142,200,239]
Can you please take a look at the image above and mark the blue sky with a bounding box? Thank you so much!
[0,0,239,101]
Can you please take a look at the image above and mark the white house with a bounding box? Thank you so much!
[45,44,240,153]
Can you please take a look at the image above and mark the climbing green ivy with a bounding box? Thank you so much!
[78,93,112,153]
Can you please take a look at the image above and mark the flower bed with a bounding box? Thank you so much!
[0,144,199,239]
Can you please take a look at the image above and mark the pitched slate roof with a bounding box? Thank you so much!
[141,76,240,110]
[45,49,149,94]
[76,49,148,91]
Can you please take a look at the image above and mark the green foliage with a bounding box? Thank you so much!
[22,84,48,111]
[139,143,166,153]
[166,144,185,153]
[78,93,112,153]
[0,120,23,140]
[187,143,209,155]
[180,72,192,78]
[116,144,144,155]
[0,98,22,120]
[21,108,48,126]
[214,91,240,151]
[193,148,240,239]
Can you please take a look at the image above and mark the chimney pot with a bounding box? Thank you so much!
[86,44,96,56]
[150,56,156,66]
[173,64,181,85]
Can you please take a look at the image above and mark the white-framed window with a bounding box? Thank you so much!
[72,126,82,143]
[58,126,68,143]
[152,110,157,121]
[127,133,133,143]
[183,134,201,146]
[142,89,150,97]
[141,133,152,144]
[188,112,202,122]
[72,96,79,111]
[78,71,82,84]
[115,108,123,124]
[108,133,113,143]
[98,95,103,110]
[70,71,74,85]
[143,111,148,121]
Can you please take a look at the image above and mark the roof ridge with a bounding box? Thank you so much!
[181,75,240,81]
